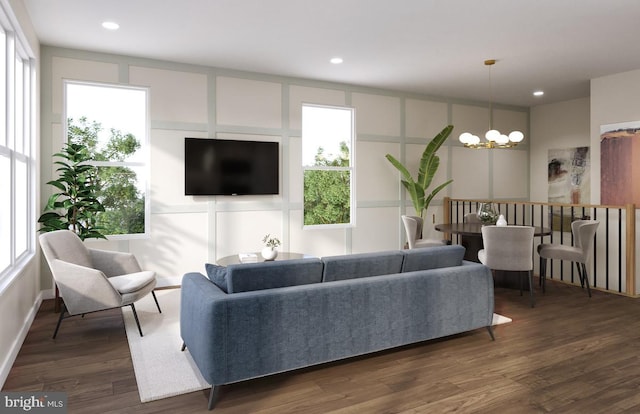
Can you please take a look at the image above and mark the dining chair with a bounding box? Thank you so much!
[478,225,536,307]
[537,219,599,297]
[401,215,447,249]
[464,212,482,224]
[39,230,161,338]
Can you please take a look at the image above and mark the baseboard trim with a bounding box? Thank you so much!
[0,291,44,389]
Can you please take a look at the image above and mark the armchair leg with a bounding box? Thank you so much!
[208,385,220,410]
[581,263,592,298]
[181,342,186,352]
[576,262,585,288]
[130,304,144,337]
[528,270,535,308]
[53,303,67,339]
[540,257,547,293]
[152,291,162,313]
[519,271,523,296]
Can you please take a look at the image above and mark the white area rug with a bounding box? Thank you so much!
[123,288,511,403]
[122,288,209,403]
[492,313,512,325]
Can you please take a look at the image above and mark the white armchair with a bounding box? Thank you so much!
[39,230,161,338]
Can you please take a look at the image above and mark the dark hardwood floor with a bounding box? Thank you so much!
[4,278,640,413]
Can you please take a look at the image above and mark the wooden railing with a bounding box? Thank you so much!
[443,197,637,297]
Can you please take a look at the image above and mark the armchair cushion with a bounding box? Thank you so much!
[205,263,228,293]
[109,271,157,294]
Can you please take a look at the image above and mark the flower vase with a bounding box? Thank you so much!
[261,247,278,261]
[477,203,499,225]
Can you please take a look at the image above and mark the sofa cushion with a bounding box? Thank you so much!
[401,244,465,272]
[321,250,405,282]
[226,258,323,293]
[205,263,229,293]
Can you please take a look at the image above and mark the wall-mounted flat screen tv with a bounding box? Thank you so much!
[184,138,279,196]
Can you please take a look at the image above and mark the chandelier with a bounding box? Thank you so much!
[458,59,524,149]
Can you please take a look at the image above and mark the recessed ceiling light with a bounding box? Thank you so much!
[102,21,120,30]
[330,57,343,64]
[533,90,544,97]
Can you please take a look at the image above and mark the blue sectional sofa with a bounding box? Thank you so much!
[180,245,494,410]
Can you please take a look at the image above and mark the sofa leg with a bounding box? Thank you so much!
[181,342,186,352]
[486,326,495,341]
[208,385,220,410]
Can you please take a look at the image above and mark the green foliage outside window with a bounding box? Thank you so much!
[303,142,351,226]
[68,116,145,235]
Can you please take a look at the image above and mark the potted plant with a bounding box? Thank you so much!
[38,142,107,240]
[261,234,281,261]
[385,125,454,219]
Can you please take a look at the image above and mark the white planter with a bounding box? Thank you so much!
[261,247,278,261]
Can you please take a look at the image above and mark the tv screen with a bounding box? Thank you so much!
[184,138,279,196]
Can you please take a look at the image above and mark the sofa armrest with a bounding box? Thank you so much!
[89,248,142,277]
[180,273,229,385]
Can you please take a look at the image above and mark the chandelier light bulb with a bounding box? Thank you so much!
[485,129,500,141]
[496,134,510,145]
[509,130,524,143]
[459,132,473,144]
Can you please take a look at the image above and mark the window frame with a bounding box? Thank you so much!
[63,80,151,240]
[0,5,37,291]
[301,103,356,229]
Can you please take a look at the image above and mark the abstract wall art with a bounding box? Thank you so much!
[600,121,640,205]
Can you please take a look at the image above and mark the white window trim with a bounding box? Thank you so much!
[62,80,151,240]
[0,0,36,292]
[301,103,356,229]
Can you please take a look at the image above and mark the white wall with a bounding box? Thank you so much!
[38,47,529,285]
[529,97,590,202]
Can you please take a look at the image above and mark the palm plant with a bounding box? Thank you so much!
[385,125,454,219]
[38,143,107,240]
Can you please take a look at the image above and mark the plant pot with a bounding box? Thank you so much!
[261,247,278,261]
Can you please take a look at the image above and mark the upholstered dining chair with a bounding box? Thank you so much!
[478,225,536,307]
[39,230,161,339]
[537,219,599,297]
[401,215,447,249]
[464,212,482,224]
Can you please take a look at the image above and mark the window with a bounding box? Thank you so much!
[302,104,355,227]
[64,81,149,237]
[0,12,36,283]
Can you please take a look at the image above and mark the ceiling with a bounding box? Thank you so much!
[23,0,640,108]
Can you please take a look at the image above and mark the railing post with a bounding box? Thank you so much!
[442,197,452,242]
[626,203,636,295]
[444,197,451,224]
